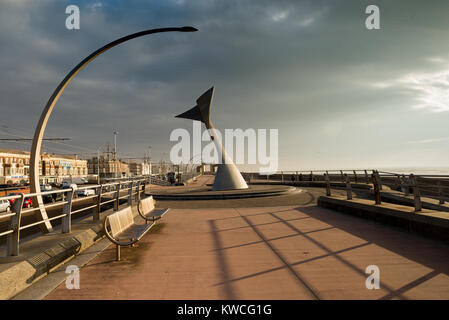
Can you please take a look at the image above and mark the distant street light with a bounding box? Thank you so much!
[29,26,198,233]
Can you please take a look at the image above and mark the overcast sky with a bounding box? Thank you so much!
[1,0,449,172]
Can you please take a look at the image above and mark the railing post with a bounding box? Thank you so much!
[364,170,369,183]
[396,174,402,191]
[372,173,381,205]
[296,171,299,182]
[136,180,141,202]
[142,179,147,195]
[326,170,329,182]
[325,173,331,196]
[375,170,383,190]
[353,170,358,183]
[402,175,410,196]
[345,174,352,200]
[7,194,25,256]
[114,182,121,211]
[62,189,74,233]
[281,171,284,184]
[409,174,422,212]
[310,171,313,182]
[340,170,344,183]
[94,185,102,221]
[438,180,445,205]
[128,181,133,206]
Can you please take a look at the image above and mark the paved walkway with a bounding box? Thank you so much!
[44,204,449,300]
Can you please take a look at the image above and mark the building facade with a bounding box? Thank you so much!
[40,153,88,184]
[128,162,151,176]
[87,156,130,179]
[0,148,88,184]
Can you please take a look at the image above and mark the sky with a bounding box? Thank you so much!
[1,0,449,172]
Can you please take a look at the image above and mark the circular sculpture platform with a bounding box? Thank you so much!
[149,184,302,200]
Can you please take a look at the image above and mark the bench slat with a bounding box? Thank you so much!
[109,213,122,237]
[141,197,155,213]
[115,223,154,242]
[146,208,169,220]
[109,207,134,237]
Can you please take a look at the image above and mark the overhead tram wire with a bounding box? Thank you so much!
[0,127,98,154]
[0,125,151,160]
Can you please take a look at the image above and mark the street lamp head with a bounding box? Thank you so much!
[180,26,198,32]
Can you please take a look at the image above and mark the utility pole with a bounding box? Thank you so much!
[113,130,118,178]
[97,147,100,184]
[148,146,152,176]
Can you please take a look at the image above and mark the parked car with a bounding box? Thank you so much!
[77,188,96,197]
[42,192,63,204]
[23,197,33,208]
[0,199,11,213]
[50,182,61,189]
[61,183,77,190]
[7,193,33,208]
[40,184,52,191]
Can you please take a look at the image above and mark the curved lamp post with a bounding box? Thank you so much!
[30,26,197,233]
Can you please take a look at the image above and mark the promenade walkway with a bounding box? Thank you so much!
[44,200,449,299]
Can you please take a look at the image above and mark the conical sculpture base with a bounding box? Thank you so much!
[213,164,248,191]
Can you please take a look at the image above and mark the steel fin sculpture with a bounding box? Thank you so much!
[176,87,249,191]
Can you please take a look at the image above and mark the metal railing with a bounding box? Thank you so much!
[0,177,150,257]
[245,169,377,185]
[244,169,449,213]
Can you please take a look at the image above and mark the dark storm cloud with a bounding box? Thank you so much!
[1,0,449,168]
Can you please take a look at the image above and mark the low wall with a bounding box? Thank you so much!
[317,196,449,242]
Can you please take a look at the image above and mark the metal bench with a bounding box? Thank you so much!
[103,206,155,261]
[137,196,169,223]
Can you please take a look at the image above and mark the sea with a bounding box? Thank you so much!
[376,167,449,176]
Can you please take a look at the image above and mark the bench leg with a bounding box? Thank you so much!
[116,245,121,261]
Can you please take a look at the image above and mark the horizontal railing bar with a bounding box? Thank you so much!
[99,191,116,196]
[20,206,41,215]
[42,201,69,210]
[19,214,67,230]
[71,204,97,215]
[100,198,116,206]
[0,229,14,237]
[0,212,16,219]
[72,195,99,203]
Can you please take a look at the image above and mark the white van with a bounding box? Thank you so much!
[0,199,11,213]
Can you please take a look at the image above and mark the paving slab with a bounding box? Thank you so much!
[43,205,449,300]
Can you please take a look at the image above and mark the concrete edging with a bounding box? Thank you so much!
[0,225,104,300]
[317,196,449,242]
